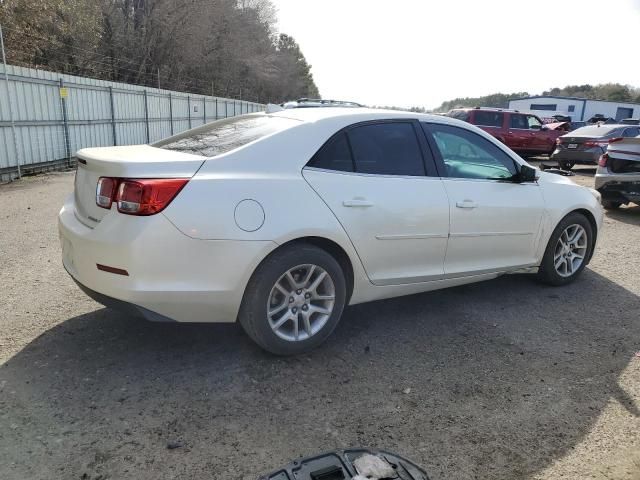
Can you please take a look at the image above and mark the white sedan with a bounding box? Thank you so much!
[59,108,603,354]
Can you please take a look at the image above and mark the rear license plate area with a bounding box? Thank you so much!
[568,143,578,149]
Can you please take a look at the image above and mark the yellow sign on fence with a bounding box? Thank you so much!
[59,87,69,99]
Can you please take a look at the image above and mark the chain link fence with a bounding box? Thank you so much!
[0,63,265,182]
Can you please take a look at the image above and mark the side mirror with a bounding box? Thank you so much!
[519,164,538,183]
[530,124,542,130]
[540,125,549,131]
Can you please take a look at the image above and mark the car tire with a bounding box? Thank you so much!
[537,212,593,286]
[559,160,574,170]
[238,243,347,355]
[601,199,621,210]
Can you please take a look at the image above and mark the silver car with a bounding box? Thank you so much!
[595,136,640,209]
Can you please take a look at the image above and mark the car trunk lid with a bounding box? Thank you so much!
[607,137,640,173]
[74,145,205,227]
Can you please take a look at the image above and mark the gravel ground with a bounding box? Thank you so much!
[1,166,639,480]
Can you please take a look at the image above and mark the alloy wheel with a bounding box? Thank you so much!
[553,224,588,278]
[267,264,336,342]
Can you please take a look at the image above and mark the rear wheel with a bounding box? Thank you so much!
[537,213,593,286]
[601,199,622,210]
[559,160,575,170]
[238,243,347,355]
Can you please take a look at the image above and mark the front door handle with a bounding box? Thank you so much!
[456,200,478,209]
[343,198,373,208]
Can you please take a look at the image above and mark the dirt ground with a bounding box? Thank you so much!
[1,165,639,480]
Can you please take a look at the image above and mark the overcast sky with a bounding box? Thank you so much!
[272,0,640,109]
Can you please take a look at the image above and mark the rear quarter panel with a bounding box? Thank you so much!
[161,124,373,303]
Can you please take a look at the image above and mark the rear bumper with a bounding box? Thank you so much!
[70,275,176,322]
[59,194,276,323]
[551,148,603,165]
[595,172,640,203]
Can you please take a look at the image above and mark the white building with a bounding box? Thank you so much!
[508,95,640,122]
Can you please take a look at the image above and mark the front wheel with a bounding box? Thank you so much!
[559,160,575,171]
[537,213,593,286]
[238,243,347,355]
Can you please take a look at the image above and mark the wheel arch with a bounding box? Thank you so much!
[569,208,598,264]
[250,236,356,304]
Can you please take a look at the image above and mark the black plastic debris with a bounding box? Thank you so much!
[257,448,430,480]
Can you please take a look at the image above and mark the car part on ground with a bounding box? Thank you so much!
[537,164,575,176]
[551,124,640,170]
[257,448,430,480]
[595,136,640,209]
[58,108,603,354]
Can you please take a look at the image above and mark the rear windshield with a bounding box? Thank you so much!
[569,125,623,138]
[154,115,295,157]
[447,110,470,122]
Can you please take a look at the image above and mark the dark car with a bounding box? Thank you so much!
[551,124,640,170]
[446,107,563,156]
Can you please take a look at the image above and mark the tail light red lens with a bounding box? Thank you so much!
[96,178,188,215]
[598,153,609,167]
[608,137,624,144]
[584,139,610,148]
[96,177,118,209]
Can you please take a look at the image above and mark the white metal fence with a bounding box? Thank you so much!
[0,64,264,181]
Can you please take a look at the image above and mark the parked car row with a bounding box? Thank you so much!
[551,123,640,170]
[447,106,640,212]
[446,107,563,156]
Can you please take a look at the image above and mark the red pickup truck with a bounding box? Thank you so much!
[446,107,563,156]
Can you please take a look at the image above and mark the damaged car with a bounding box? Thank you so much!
[596,136,640,209]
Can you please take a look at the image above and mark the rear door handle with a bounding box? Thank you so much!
[456,200,478,209]
[343,199,373,207]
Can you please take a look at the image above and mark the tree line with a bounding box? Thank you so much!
[0,0,319,103]
[434,84,640,112]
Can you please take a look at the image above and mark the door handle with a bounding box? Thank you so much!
[456,200,478,209]
[343,199,373,208]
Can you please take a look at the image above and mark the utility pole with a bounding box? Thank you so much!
[157,67,161,90]
[0,22,21,179]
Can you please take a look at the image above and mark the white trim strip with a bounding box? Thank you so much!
[375,233,449,240]
[450,231,533,238]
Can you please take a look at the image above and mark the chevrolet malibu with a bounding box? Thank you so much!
[59,108,603,355]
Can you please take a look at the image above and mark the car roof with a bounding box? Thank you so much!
[450,107,520,113]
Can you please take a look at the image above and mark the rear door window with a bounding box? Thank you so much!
[347,122,426,176]
[622,127,640,137]
[509,114,529,130]
[308,132,354,172]
[154,115,295,157]
[474,111,504,128]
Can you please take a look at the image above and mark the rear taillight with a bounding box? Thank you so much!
[598,153,609,167]
[584,139,611,148]
[96,177,118,209]
[96,177,188,215]
[608,137,624,144]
